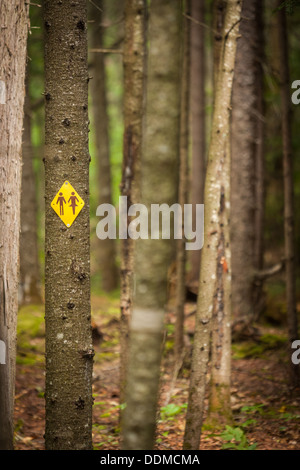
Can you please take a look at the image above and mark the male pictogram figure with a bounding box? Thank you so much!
[68,192,79,215]
[56,192,66,215]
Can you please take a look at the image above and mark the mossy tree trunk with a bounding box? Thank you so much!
[119,0,147,407]
[122,0,181,450]
[0,0,29,450]
[44,0,93,450]
[89,0,118,293]
[183,0,242,450]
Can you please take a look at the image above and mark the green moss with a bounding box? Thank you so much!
[94,351,118,363]
[164,339,174,353]
[16,352,44,366]
[260,333,287,347]
[17,304,45,362]
[202,422,217,432]
[102,337,119,348]
[232,334,287,359]
[206,383,233,428]
[17,304,45,339]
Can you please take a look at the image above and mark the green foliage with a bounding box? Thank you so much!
[240,403,300,423]
[240,419,257,428]
[220,425,257,450]
[36,386,44,398]
[93,424,107,431]
[241,404,266,415]
[166,323,175,335]
[279,412,300,421]
[277,0,300,14]
[160,403,187,421]
[15,419,24,431]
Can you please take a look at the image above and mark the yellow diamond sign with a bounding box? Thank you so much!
[51,181,84,227]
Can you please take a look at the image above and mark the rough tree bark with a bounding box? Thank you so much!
[119,0,147,406]
[230,0,260,330]
[44,0,93,450]
[183,0,242,450]
[276,2,299,387]
[89,0,118,293]
[0,0,29,450]
[19,74,42,305]
[189,0,206,283]
[122,0,181,450]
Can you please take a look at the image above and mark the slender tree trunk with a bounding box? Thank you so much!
[19,74,42,305]
[89,0,118,293]
[253,0,265,316]
[174,0,190,363]
[119,0,147,407]
[230,0,260,329]
[189,0,206,283]
[207,140,232,424]
[276,3,299,387]
[44,0,93,450]
[212,0,226,91]
[183,0,242,450]
[122,0,181,450]
[0,0,29,450]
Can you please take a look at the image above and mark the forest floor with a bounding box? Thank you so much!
[14,288,300,451]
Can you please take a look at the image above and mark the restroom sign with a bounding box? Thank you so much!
[51,181,84,227]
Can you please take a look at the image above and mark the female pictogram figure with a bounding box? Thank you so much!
[56,192,66,215]
[68,192,79,215]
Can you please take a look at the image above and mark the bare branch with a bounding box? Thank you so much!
[254,260,285,281]
[89,48,123,54]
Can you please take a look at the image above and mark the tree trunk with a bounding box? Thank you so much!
[19,73,42,305]
[212,0,226,91]
[122,0,181,450]
[253,0,265,317]
[276,2,299,387]
[189,0,206,283]
[174,0,190,363]
[119,0,147,407]
[89,0,118,293]
[183,0,242,450]
[207,138,233,428]
[230,0,260,328]
[208,0,231,426]
[0,0,29,450]
[44,0,93,450]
